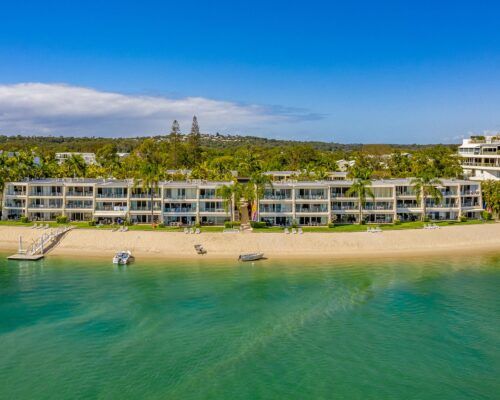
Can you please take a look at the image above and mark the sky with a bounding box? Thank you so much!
[0,0,499,143]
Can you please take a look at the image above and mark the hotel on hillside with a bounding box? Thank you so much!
[459,135,500,180]
[2,177,483,225]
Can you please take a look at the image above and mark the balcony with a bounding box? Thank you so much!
[164,207,196,213]
[295,195,327,200]
[66,191,93,197]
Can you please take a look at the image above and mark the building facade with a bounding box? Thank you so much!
[3,178,483,225]
[2,179,232,225]
[259,179,483,226]
[458,136,500,180]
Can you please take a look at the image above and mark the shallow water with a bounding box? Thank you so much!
[0,255,499,399]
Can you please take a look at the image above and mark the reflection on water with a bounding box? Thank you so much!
[0,254,499,399]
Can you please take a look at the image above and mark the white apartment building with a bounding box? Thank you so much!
[2,179,232,226]
[55,152,97,165]
[458,136,500,180]
[258,179,482,226]
[3,178,483,226]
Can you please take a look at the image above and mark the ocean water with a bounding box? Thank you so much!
[0,255,499,400]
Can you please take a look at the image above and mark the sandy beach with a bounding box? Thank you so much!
[1,223,499,261]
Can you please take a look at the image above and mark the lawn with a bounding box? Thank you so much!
[0,219,491,233]
[252,219,492,233]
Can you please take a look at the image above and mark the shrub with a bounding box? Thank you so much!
[394,218,401,225]
[328,222,335,228]
[423,217,430,222]
[250,221,267,229]
[360,220,366,225]
[224,221,232,229]
[231,221,241,227]
[459,215,468,222]
[291,219,298,229]
[195,222,201,228]
[56,215,68,224]
[20,216,29,223]
[481,211,492,220]
[88,220,96,226]
[158,222,165,228]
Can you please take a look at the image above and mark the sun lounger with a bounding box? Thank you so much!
[195,228,200,234]
[292,228,297,234]
[184,228,189,234]
[284,228,290,234]
[189,228,194,234]
[298,228,303,234]
[31,223,37,229]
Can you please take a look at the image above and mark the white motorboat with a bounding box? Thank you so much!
[238,253,265,262]
[113,250,134,265]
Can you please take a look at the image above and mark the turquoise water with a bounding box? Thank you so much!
[0,255,499,399]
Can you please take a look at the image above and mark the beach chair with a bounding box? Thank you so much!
[298,228,303,234]
[184,227,189,234]
[292,228,297,234]
[44,224,49,229]
[31,223,37,229]
[123,226,129,232]
[189,228,194,234]
[284,228,290,234]
[195,228,201,234]
[367,227,372,233]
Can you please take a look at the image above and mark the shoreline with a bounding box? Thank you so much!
[1,223,500,262]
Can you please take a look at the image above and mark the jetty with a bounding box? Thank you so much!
[7,226,73,261]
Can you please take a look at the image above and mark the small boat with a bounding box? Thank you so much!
[113,250,134,265]
[238,253,265,262]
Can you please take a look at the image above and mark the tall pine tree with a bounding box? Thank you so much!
[168,120,182,168]
[187,116,202,166]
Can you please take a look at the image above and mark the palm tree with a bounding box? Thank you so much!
[481,180,500,219]
[135,139,166,225]
[65,154,88,178]
[248,172,272,222]
[217,184,235,222]
[346,177,375,224]
[411,175,443,221]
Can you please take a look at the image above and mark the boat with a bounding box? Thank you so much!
[238,253,265,262]
[113,250,134,265]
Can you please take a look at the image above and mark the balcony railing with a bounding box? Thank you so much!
[262,195,292,200]
[29,192,63,197]
[66,192,93,197]
[28,204,63,209]
[96,193,128,198]
[295,195,327,200]
[199,208,226,213]
[6,191,26,196]
[164,207,196,213]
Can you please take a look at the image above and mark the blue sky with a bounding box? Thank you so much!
[0,0,499,143]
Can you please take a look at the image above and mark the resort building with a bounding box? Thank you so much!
[55,152,97,165]
[2,179,232,225]
[2,178,482,225]
[458,136,500,180]
[259,178,483,226]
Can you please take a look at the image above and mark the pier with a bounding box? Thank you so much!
[7,226,73,261]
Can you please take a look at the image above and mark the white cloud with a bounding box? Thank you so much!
[0,83,321,137]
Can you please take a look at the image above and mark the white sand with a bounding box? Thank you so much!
[1,223,499,261]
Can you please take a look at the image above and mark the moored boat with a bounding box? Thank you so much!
[112,250,134,265]
[238,253,265,262]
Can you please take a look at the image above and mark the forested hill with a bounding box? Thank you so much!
[0,134,457,154]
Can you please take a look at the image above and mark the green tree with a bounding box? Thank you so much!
[482,180,500,219]
[168,120,183,168]
[248,172,273,222]
[346,177,375,224]
[411,175,443,221]
[187,116,202,167]
[134,139,167,224]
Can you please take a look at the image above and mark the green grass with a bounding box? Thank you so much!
[252,219,493,233]
[0,219,492,233]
